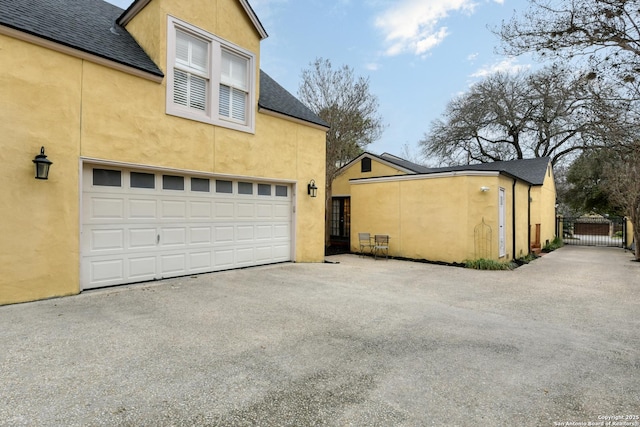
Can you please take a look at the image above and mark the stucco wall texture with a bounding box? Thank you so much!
[0,0,326,305]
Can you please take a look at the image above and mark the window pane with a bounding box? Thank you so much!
[93,168,121,187]
[221,50,247,90]
[131,172,155,189]
[238,182,253,194]
[219,84,230,117]
[176,30,208,72]
[361,157,372,172]
[231,87,246,121]
[191,177,210,192]
[163,175,184,190]
[275,185,288,197]
[216,180,233,193]
[189,74,207,111]
[258,184,271,196]
[174,69,188,106]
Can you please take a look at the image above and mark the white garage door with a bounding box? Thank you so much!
[81,165,293,289]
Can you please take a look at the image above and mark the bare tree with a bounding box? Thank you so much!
[497,0,640,86]
[421,65,609,166]
[604,145,640,260]
[298,58,384,245]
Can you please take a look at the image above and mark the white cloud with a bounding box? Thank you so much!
[375,0,477,57]
[365,62,381,71]
[470,57,530,78]
[467,52,479,62]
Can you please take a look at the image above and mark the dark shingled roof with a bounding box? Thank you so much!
[1,0,326,128]
[258,70,329,128]
[426,157,552,185]
[379,153,431,173]
[0,0,164,77]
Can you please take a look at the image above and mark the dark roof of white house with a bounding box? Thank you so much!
[0,0,327,128]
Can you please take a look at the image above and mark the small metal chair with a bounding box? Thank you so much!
[358,232,374,256]
[374,234,389,259]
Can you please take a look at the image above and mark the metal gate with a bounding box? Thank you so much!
[557,216,627,248]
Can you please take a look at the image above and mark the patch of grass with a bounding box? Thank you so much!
[542,236,564,253]
[464,258,515,270]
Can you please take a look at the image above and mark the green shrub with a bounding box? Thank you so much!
[464,258,515,270]
[542,236,564,252]
[614,231,623,238]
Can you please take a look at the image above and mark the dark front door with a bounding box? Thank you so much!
[330,197,350,250]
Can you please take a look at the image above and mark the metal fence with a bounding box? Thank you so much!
[557,216,627,248]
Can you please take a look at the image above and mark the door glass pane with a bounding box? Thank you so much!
[93,169,121,187]
[238,182,253,194]
[191,177,210,192]
[163,175,184,190]
[258,184,271,196]
[131,172,155,189]
[275,185,288,197]
[216,180,233,194]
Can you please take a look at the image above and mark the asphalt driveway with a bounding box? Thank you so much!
[1,246,638,426]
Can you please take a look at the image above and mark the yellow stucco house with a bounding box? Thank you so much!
[0,0,329,305]
[331,153,557,264]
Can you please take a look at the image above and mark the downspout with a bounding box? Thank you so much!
[527,185,532,256]
[512,178,517,261]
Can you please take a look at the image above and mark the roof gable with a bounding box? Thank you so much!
[118,0,268,39]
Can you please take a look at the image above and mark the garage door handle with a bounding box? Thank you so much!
[157,234,160,244]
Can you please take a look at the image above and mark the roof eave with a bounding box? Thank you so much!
[0,24,164,83]
[258,106,330,131]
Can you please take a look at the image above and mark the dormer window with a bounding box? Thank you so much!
[167,16,255,133]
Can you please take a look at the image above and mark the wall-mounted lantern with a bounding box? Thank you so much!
[307,179,318,198]
[480,186,490,192]
[33,146,53,180]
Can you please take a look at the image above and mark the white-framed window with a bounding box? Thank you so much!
[166,16,255,133]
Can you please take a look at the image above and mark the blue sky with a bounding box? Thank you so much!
[106,0,534,164]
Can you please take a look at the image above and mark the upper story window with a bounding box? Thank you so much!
[167,17,255,133]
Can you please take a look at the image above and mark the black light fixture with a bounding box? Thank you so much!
[33,146,53,180]
[307,179,318,198]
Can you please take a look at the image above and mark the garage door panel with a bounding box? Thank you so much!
[215,202,234,219]
[89,197,125,221]
[90,229,125,252]
[129,256,157,280]
[273,244,290,259]
[161,200,186,219]
[129,199,157,219]
[214,249,234,267]
[190,201,212,219]
[256,225,272,240]
[236,247,254,264]
[129,228,157,249]
[90,258,124,284]
[161,227,186,247]
[273,204,290,219]
[160,253,187,276]
[190,226,212,244]
[189,251,212,270]
[215,226,234,243]
[236,225,254,241]
[82,165,292,290]
[237,203,254,218]
[256,204,272,218]
[273,224,290,239]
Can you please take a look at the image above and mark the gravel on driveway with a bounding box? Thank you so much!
[1,245,638,426]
